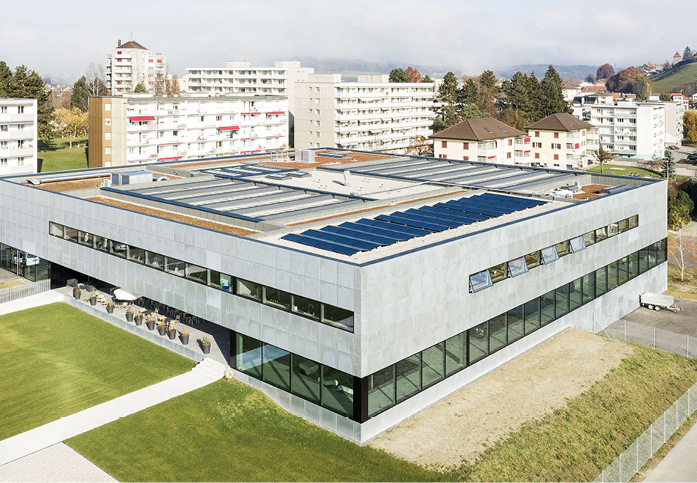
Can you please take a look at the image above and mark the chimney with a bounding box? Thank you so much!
[118,39,121,47]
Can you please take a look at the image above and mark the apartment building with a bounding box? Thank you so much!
[294,74,434,153]
[105,40,167,94]
[430,118,532,165]
[0,98,38,175]
[526,113,597,170]
[574,100,665,159]
[88,94,288,167]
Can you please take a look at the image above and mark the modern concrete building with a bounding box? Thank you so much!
[574,100,666,159]
[0,149,667,444]
[293,74,434,153]
[431,118,532,165]
[0,98,38,175]
[88,94,288,167]
[105,40,167,94]
[526,113,597,170]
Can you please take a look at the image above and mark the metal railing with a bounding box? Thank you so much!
[605,319,696,359]
[594,381,697,482]
[0,278,51,305]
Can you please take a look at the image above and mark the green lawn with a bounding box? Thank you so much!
[586,163,663,178]
[651,62,697,93]
[38,137,88,172]
[67,379,441,482]
[443,343,697,482]
[0,302,195,440]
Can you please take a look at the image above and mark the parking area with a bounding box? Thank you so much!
[618,299,697,338]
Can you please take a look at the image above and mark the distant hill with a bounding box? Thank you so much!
[651,60,697,94]
[297,57,462,79]
[497,65,599,81]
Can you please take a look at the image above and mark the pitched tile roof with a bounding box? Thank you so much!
[525,113,593,132]
[429,118,525,141]
[117,40,148,50]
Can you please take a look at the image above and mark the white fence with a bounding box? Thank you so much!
[605,319,696,359]
[0,279,51,305]
[594,381,697,482]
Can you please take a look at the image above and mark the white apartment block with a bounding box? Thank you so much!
[647,95,687,145]
[106,40,167,94]
[430,118,532,165]
[294,74,435,153]
[526,113,597,170]
[0,98,38,175]
[88,94,288,167]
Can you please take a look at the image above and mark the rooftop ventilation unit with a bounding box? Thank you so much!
[297,150,316,163]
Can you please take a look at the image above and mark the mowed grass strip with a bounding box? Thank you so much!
[38,137,88,172]
[67,379,442,482]
[586,164,663,178]
[443,344,697,482]
[0,302,195,440]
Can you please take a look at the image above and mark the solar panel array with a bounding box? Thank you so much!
[282,193,546,256]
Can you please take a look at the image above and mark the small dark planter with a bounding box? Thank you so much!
[73,290,81,300]
[135,316,143,326]
[180,334,189,345]
[106,305,114,314]
[89,297,97,306]
[125,312,134,322]
[167,330,177,340]
[146,320,155,330]
[157,326,167,336]
[202,343,211,354]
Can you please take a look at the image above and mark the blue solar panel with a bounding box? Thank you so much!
[354,218,430,237]
[281,233,359,256]
[302,229,380,251]
[337,222,412,241]
[376,214,443,232]
[322,225,398,246]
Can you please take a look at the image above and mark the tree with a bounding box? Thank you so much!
[437,72,458,104]
[404,66,422,83]
[585,74,595,83]
[71,77,88,111]
[7,65,54,140]
[667,191,694,230]
[84,64,109,98]
[669,228,697,282]
[477,70,499,115]
[0,61,11,96]
[605,67,652,100]
[407,135,431,156]
[596,63,615,80]
[459,78,480,106]
[53,107,88,148]
[659,93,671,101]
[592,144,614,173]
[422,75,433,83]
[540,65,571,116]
[684,111,697,143]
[133,83,148,93]
[525,72,543,122]
[662,149,676,180]
[165,74,181,95]
[684,46,693,61]
[388,68,409,83]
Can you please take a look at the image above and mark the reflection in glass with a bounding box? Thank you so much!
[293,295,320,320]
[145,251,164,269]
[368,365,394,416]
[541,291,555,325]
[236,279,262,301]
[555,285,569,317]
[164,256,185,276]
[445,333,467,376]
[292,354,321,404]
[235,333,262,378]
[185,263,207,284]
[264,287,292,311]
[508,257,528,277]
[470,270,493,292]
[507,305,524,343]
[555,240,571,257]
[78,231,93,247]
[468,321,488,364]
[321,366,354,417]
[570,277,582,311]
[109,240,127,258]
[322,304,354,331]
[396,354,421,402]
[489,263,507,283]
[524,298,540,334]
[541,245,559,264]
[569,235,586,253]
[262,343,291,391]
[95,236,109,252]
[489,314,507,353]
[583,231,596,246]
[596,266,608,296]
[49,222,64,238]
[525,251,542,270]
[582,272,596,304]
[64,227,79,243]
[422,343,445,388]
[128,246,145,263]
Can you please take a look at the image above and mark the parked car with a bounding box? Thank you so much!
[11,253,39,266]
[687,154,697,161]
[669,145,680,150]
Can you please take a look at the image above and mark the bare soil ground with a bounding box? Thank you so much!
[369,328,634,469]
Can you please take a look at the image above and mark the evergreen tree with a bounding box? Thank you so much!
[388,68,409,83]
[525,72,543,122]
[459,79,480,106]
[683,46,693,61]
[422,75,433,83]
[504,71,531,116]
[0,61,11,96]
[585,74,595,83]
[438,72,458,104]
[477,70,499,115]
[662,149,676,180]
[7,65,53,140]
[133,83,148,93]
[540,65,571,116]
[71,76,88,112]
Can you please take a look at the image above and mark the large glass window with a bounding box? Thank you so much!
[128,246,145,264]
[583,230,596,247]
[555,285,569,318]
[628,252,639,279]
[368,365,395,417]
[78,231,93,247]
[607,222,619,238]
[569,235,586,253]
[235,334,262,379]
[95,236,109,253]
[262,343,291,391]
[628,215,638,230]
[209,271,232,291]
[582,272,596,305]
[541,245,559,264]
[470,270,493,292]
[658,240,667,264]
[607,260,619,290]
[263,287,292,311]
[185,263,207,284]
[540,291,556,325]
[396,354,421,402]
[321,366,354,417]
[422,343,445,389]
[109,240,127,258]
[618,256,629,285]
[525,250,542,270]
[49,222,64,238]
[524,298,540,335]
[618,218,629,233]
[508,257,528,277]
[569,277,582,311]
[468,321,488,364]
[489,263,507,283]
[489,314,507,353]
[639,247,650,273]
[293,295,320,320]
[64,227,79,243]
[596,266,608,296]
[236,278,262,301]
[595,226,608,242]
[445,333,467,376]
[291,354,320,404]
[164,256,185,276]
[322,304,354,331]
[507,305,524,343]
[145,251,164,270]
[555,240,571,257]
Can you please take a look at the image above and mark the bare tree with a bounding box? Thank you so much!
[155,72,166,95]
[407,135,432,156]
[84,63,109,97]
[669,229,697,282]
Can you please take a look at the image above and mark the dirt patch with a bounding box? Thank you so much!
[27,177,109,192]
[86,197,257,236]
[368,328,633,469]
[573,184,610,200]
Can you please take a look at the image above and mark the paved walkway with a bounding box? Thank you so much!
[0,357,227,466]
[0,290,63,316]
[643,420,697,482]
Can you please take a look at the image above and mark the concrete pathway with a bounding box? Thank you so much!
[0,290,63,316]
[0,358,227,466]
[643,420,697,482]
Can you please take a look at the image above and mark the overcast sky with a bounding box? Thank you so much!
[1,0,693,82]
